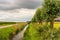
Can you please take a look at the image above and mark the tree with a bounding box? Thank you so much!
[43,0,60,28]
[32,8,44,24]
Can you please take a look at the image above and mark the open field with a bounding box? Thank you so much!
[0,22,27,40]
[31,22,60,29]
[54,22,60,29]
[0,22,16,26]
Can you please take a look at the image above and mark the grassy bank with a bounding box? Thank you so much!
[23,22,60,40]
[0,27,14,40]
[0,22,27,40]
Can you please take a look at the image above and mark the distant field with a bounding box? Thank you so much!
[0,22,16,26]
[14,22,27,32]
[54,22,60,29]
[0,22,27,26]
[31,22,60,29]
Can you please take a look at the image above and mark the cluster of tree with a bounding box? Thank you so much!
[32,0,60,28]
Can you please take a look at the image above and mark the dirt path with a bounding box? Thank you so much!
[13,25,28,40]
[0,24,14,29]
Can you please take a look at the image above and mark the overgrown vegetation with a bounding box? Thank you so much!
[23,0,60,40]
[0,27,14,40]
[0,22,27,40]
[23,23,60,40]
[32,0,60,28]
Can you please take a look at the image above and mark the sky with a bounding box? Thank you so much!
[0,0,43,22]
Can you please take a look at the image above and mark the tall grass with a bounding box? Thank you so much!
[0,27,14,40]
[0,22,27,40]
[23,23,60,40]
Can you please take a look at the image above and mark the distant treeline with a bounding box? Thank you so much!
[0,22,16,25]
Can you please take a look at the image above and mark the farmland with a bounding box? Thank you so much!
[54,22,60,29]
[0,22,16,26]
[27,22,60,29]
[0,22,27,40]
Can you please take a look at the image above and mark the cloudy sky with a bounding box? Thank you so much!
[0,0,43,22]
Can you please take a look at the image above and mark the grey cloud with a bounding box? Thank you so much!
[0,0,43,10]
[0,8,35,22]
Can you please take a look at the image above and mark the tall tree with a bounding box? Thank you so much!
[32,8,44,24]
[43,0,60,28]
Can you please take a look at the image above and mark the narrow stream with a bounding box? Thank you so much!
[13,25,28,40]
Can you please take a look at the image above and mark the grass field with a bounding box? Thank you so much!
[0,27,15,40]
[0,22,16,26]
[30,22,60,29]
[54,22,60,29]
[23,22,60,40]
[0,22,27,40]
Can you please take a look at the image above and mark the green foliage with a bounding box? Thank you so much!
[43,0,60,19]
[0,27,14,40]
[23,23,60,40]
[32,0,60,28]
[32,8,44,23]
[32,0,60,23]
[0,23,26,40]
[23,24,40,40]
[42,0,60,27]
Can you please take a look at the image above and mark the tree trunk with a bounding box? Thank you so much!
[50,17,54,28]
[39,21,43,25]
[45,21,48,26]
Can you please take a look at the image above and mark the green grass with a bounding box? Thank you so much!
[54,22,60,29]
[13,22,27,34]
[23,23,60,40]
[23,23,40,40]
[0,22,27,40]
[0,27,14,40]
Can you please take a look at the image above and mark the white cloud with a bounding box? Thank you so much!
[0,8,36,22]
[0,0,43,22]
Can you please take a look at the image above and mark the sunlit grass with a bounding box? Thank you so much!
[31,22,60,29]
[23,22,60,40]
[54,22,60,29]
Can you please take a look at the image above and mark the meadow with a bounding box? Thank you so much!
[0,22,27,40]
[0,27,14,40]
[0,22,60,40]
[0,22,16,26]
[54,22,60,29]
[23,22,60,40]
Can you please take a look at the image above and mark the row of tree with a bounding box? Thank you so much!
[32,0,60,28]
